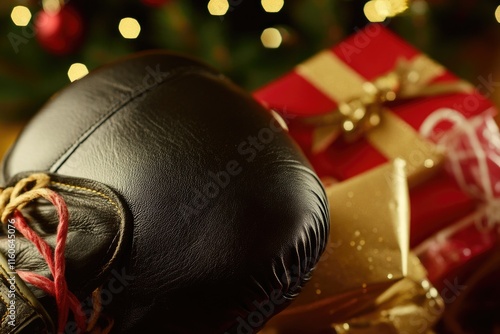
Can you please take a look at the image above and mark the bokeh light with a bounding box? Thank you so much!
[261,0,284,13]
[261,27,282,48]
[68,63,89,82]
[119,18,141,39]
[10,6,32,27]
[208,0,229,16]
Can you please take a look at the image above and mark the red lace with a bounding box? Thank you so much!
[11,189,86,333]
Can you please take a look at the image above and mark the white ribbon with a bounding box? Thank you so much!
[419,108,500,232]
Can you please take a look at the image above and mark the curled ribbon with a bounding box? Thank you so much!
[301,55,474,151]
[415,109,500,333]
[420,108,500,230]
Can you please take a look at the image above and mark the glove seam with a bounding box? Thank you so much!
[48,66,222,174]
[50,181,125,279]
[50,181,120,216]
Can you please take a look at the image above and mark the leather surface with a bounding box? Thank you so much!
[1,51,329,333]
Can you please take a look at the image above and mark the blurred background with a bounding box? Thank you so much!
[1,0,500,159]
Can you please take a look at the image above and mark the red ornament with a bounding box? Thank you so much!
[35,6,84,56]
[141,0,172,7]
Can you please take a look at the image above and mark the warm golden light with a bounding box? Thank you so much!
[10,6,32,27]
[496,5,500,23]
[68,63,89,82]
[260,27,282,49]
[364,1,386,22]
[207,0,229,16]
[385,0,409,17]
[119,18,141,39]
[364,0,408,22]
[42,0,62,13]
[261,0,284,13]
[374,0,391,18]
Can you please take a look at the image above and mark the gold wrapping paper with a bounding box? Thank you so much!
[296,52,473,186]
[260,160,444,334]
[331,254,444,334]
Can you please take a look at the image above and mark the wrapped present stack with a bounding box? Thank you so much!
[253,23,500,334]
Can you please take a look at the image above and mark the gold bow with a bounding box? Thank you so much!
[299,54,474,151]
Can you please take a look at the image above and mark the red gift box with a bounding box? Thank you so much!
[252,23,496,249]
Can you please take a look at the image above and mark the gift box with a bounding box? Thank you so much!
[413,111,500,333]
[253,23,495,249]
[260,160,444,334]
[253,23,500,333]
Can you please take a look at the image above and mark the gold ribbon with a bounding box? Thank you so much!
[295,51,474,186]
[260,160,444,334]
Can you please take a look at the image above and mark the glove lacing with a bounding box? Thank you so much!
[0,173,113,334]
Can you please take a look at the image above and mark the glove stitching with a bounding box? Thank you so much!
[50,181,124,277]
[50,182,120,216]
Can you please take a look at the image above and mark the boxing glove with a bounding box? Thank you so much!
[0,50,329,333]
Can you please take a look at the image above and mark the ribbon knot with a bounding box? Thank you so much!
[334,73,400,143]
[302,55,473,153]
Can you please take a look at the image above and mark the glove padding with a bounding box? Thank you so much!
[0,51,329,333]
